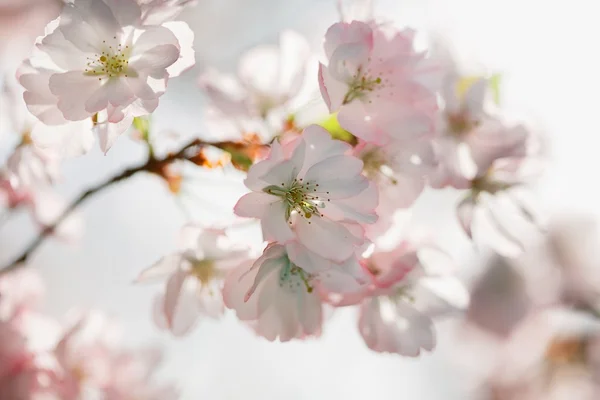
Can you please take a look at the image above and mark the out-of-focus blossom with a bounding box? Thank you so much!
[465,256,532,338]
[234,125,377,262]
[224,242,366,342]
[199,30,314,142]
[459,308,600,400]
[19,0,195,153]
[103,347,179,400]
[52,313,119,399]
[354,139,436,238]
[0,0,61,71]
[430,77,492,187]
[0,268,179,399]
[0,268,45,320]
[0,319,57,400]
[137,225,249,336]
[326,240,469,356]
[319,21,439,145]
[454,125,544,257]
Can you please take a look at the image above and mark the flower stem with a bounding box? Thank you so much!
[0,138,225,275]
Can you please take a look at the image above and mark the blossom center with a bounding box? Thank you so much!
[447,111,478,137]
[264,178,327,222]
[190,259,216,286]
[361,148,398,185]
[85,40,131,79]
[343,66,383,104]
[471,169,511,196]
[279,260,314,294]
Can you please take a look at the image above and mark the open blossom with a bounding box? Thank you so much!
[224,242,366,342]
[326,241,469,356]
[199,30,313,141]
[19,0,194,153]
[354,139,436,238]
[454,122,544,257]
[430,75,516,187]
[319,21,439,145]
[137,225,249,336]
[1,78,93,186]
[234,125,377,262]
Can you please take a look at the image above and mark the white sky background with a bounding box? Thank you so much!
[1,0,600,398]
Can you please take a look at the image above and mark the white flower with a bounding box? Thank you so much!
[224,242,365,342]
[136,225,249,336]
[19,0,194,153]
[234,125,378,262]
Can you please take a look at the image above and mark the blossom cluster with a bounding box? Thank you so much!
[0,0,547,370]
[0,268,178,399]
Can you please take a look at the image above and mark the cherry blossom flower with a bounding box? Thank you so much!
[453,122,544,256]
[50,312,179,400]
[224,242,366,342]
[234,125,377,262]
[19,0,194,153]
[0,0,60,71]
[354,138,436,238]
[102,347,179,400]
[0,319,58,400]
[326,240,469,356]
[199,30,315,141]
[318,21,440,145]
[429,75,516,188]
[52,312,119,399]
[458,307,600,400]
[0,268,45,321]
[137,225,249,336]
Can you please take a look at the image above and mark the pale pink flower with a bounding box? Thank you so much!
[52,312,120,399]
[0,268,45,321]
[19,0,194,153]
[0,176,32,210]
[103,347,179,400]
[318,21,440,145]
[234,125,377,262]
[454,125,544,257]
[199,30,314,141]
[0,0,60,71]
[327,241,468,356]
[224,242,366,342]
[0,320,57,400]
[137,225,249,336]
[0,174,81,243]
[354,139,436,238]
[458,308,600,400]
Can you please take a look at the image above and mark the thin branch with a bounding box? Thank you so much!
[0,138,217,275]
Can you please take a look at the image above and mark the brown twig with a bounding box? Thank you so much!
[0,138,220,275]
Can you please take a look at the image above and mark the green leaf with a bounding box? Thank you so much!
[133,116,151,141]
[489,74,502,105]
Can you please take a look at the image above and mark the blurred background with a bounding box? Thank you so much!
[1,0,600,398]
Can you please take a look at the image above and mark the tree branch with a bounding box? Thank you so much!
[0,138,217,275]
